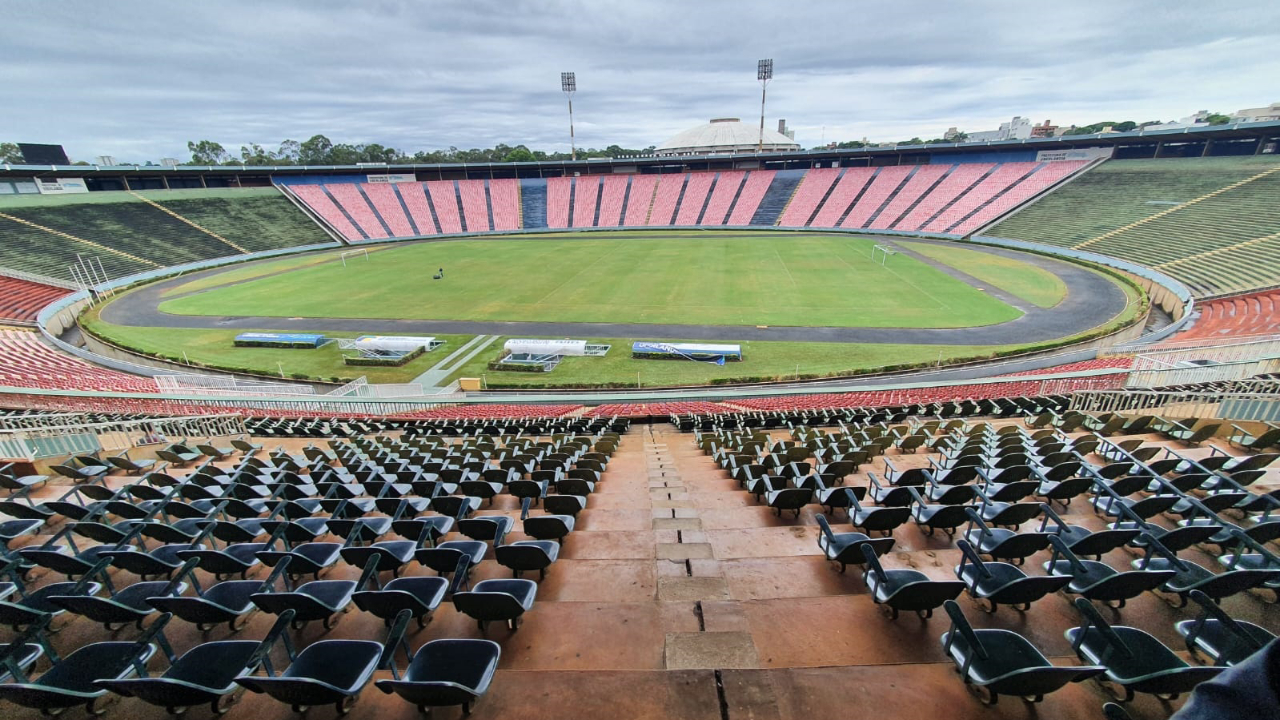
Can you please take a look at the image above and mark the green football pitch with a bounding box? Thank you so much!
[158,232,1051,328]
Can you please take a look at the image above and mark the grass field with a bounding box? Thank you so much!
[82,307,469,384]
[158,232,1025,328]
[900,241,1068,308]
[160,248,382,298]
[444,337,1020,388]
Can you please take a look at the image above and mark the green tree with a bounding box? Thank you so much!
[187,140,229,165]
[503,147,536,162]
[1205,113,1231,125]
[0,142,21,163]
[298,135,334,164]
[240,143,274,165]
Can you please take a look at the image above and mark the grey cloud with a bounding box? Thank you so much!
[2,0,1278,161]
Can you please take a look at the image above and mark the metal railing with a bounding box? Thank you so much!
[1070,378,1280,420]
[0,413,247,460]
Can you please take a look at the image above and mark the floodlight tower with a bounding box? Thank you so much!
[561,71,577,161]
[757,59,773,153]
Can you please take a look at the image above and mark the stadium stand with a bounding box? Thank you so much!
[326,183,389,239]
[727,169,777,225]
[571,176,600,228]
[673,171,715,225]
[995,357,1135,377]
[0,189,333,280]
[149,188,335,252]
[426,180,464,234]
[646,174,685,226]
[586,401,733,417]
[947,160,1087,235]
[402,403,582,420]
[488,178,521,232]
[394,182,439,235]
[867,164,949,230]
[595,175,628,227]
[0,328,156,392]
[546,177,572,229]
[987,156,1280,296]
[777,167,840,226]
[840,165,914,228]
[458,179,491,232]
[894,163,992,231]
[360,183,416,237]
[699,171,744,226]
[621,175,658,226]
[809,167,873,228]
[290,185,364,241]
[1172,288,1280,342]
[923,162,1040,233]
[0,276,69,325]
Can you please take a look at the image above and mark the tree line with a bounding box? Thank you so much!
[186,136,657,166]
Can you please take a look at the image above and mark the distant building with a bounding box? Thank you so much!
[777,119,795,141]
[655,118,800,156]
[1029,120,1058,138]
[1144,111,1218,131]
[1231,102,1280,123]
[96,155,117,166]
[943,127,961,141]
[966,116,1033,143]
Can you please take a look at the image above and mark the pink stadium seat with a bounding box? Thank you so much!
[457,180,491,232]
[808,167,874,227]
[699,171,745,226]
[893,163,993,231]
[647,174,686,226]
[777,167,840,226]
[949,161,1088,235]
[290,185,364,241]
[868,165,950,230]
[674,172,715,225]
[545,177,572,229]
[840,166,914,229]
[427,180,464,234]
[572,176,601,228]
[488,179,521,231]
[622,175,659,226]
[595,175,628,227]
[361,183,415,237]
[395,182,439,235]
[726,170,776,225]
[923,162,1040,234]
[326,184,389,239]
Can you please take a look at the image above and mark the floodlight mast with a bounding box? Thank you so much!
[757,59,773,153]
[562,72,577,161]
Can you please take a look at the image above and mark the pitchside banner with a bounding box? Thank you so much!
[35,177,88,194]
[366,174,416,184]
[1035,147,1113,163]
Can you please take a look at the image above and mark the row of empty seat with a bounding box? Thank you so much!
[0,277,69,325]
[286,180,523,242]
[0,330,156,393]
[987,156,1280,297]
[1172,289,1280,342]
[0,188,334,282]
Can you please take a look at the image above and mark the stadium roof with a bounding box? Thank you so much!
[655,118,800,156]
[1,120,1276,180]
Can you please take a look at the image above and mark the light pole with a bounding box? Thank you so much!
[561,72,577,161]
[757,59,773,153]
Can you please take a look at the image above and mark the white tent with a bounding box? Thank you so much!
[352,336,438,353]
[503,339,589,357]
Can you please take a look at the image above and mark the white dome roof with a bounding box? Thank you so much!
[656,118,800,156]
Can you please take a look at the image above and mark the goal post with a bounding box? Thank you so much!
[340,248,370,267]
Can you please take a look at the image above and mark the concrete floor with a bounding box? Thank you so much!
[3,420,1277,720]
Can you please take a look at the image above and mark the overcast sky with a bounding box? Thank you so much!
[4,0,1279,163]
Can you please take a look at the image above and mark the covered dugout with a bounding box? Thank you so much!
[339,335,444,359]
[632,342,743,361]
[499,339,611,372]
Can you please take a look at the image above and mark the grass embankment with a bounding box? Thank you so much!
[901,241,1068,308]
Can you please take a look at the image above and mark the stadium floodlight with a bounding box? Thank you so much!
[562,71,577,161]
[757,59,773,153]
